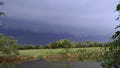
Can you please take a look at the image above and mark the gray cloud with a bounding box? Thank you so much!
[2,0,118,40]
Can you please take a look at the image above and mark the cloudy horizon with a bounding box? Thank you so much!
[0,0,119,44]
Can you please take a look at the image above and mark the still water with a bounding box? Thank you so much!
[0,59,102,68]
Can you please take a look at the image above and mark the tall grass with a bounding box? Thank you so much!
[19,47,106,61]
[19,47,101,56]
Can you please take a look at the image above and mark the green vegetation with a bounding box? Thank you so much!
[17,39,106,50]
[44,39,76,49]
[19,47,105,61]
[18,44,43,50]
[0,62,17,68]
[0,33,19,56]
[1,1,120,68]
[0,33,106,63]
[0,33,19,63]
[101,3,120,68]
[45,39,105,49]
[19,49,63,57]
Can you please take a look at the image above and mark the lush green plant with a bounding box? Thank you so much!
[0,33,19,56]
[77,48,104,61]
[0,62,18,68]
[45,39,76,49]
[35,45,43,49]
[101,3,120,68]
[76,41,104,48]
[18,44,43,50]
[44,40,105,49]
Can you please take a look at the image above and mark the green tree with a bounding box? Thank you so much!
[0,33,19,56]
[46,39,75,49]
[35,45,43,49]
[101,2,120,68]
[0,1,18,57]
[0,1,5,16]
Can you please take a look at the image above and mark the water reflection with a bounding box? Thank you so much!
[0,59,102,68]
[0,62,18,68]
[66,59,70,68]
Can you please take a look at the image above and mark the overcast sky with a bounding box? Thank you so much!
[0,0,120,43]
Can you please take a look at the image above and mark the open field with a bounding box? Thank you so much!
[19,47,105,57]
[0,47,105,63]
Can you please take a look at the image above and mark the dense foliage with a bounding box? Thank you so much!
[44,40,105,49]
[0,33,19,56]
[101,3,120,68]
[18,44,43,50]
[17,39,106,50]
[44,39,76,49]
[76,41,105,48]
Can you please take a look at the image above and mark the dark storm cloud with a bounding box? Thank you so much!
[0,0,119,44]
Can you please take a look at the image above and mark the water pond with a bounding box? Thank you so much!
[0,59,102,68]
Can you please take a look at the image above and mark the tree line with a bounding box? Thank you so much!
[0,33,108,50]
[17,39,107,50]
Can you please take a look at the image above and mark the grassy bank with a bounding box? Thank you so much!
[0,47,105,63]
[19,47,104,58]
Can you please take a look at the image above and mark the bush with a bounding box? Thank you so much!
[45,39,76,49]
[0,33,19,56]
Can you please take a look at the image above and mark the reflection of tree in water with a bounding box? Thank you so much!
[66,58,71,68]
[65,49,71,68]
[0,62,18,68]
